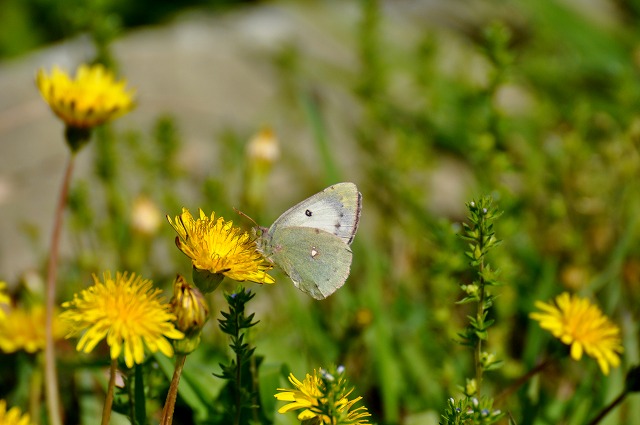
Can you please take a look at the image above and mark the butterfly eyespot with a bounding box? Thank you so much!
[305,209,313,217]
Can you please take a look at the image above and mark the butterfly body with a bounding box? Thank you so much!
[258,182,362,299]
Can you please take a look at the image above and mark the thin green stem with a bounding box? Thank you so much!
[234,316,242,425]
[101,358,118,425]
[161,354,188,425]
[475,228,486,398]
[476,275,484,397]
[44,153,76,425]
[31,354,44,425]
[587,390,628,425]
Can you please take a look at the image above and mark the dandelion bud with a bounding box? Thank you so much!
[170,275,209,354]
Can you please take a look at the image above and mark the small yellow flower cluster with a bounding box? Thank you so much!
[530,292,623,375]
[0,282,66,354]
[0,304,66,354]
[275,368,371,425]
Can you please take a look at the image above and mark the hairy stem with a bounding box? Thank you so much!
[102,358,118,425]
[161,354,187,425]
[44,154,75,425]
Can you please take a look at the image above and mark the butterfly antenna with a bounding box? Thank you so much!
[234,207,259,227]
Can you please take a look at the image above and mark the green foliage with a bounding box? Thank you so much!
[439,396,504,425]
[213,288,270,425]
[4,0,640,424]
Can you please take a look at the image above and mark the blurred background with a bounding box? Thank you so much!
[1,0,640,424]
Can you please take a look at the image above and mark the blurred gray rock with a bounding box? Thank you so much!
[0,1,478,282]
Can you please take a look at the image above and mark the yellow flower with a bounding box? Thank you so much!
[0,304,66,354]
[168,209,274,285]
[530,292,623,375]
[60,272,184,368]
[275,368,371,424]
[0,400,32,425]
[36,64,135,129]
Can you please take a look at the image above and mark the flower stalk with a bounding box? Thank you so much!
[101,358,118,425]
[37,63,136,425]
[160,353,187,425]
[160,276,209,425]
[44,153,76,425]
[587,365,640,424]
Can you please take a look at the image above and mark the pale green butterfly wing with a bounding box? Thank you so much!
[257,182,362,299]
[265,227,353,300]
[268,182,362,245]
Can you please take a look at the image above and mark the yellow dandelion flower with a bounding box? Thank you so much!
[530,292,623,375]
[276,372,324,419]
[0,304,66,354]
[0,400,32,425]
[60,272,184,368]
[167,209,275,286]
[275,368,371,424]
[36,64,135,130]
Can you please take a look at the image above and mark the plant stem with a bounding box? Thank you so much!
[495,358,554,403]
[587,390,628,425]
[161,354,187,425]
[44,154,76,425]
[234,317,242,425]
[31,354,44,425]
[102,358,118,425]
[476,259,484,398]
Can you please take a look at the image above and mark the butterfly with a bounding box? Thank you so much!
[257,182,362,299]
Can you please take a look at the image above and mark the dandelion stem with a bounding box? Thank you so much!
[102,358,118,425]
[161,353,187,425]
[44,153,75,425]
[495,358,554,403]
[587,390,628,425]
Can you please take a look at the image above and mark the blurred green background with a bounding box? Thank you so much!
[0,0,262,59]
[2,0,640,424]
